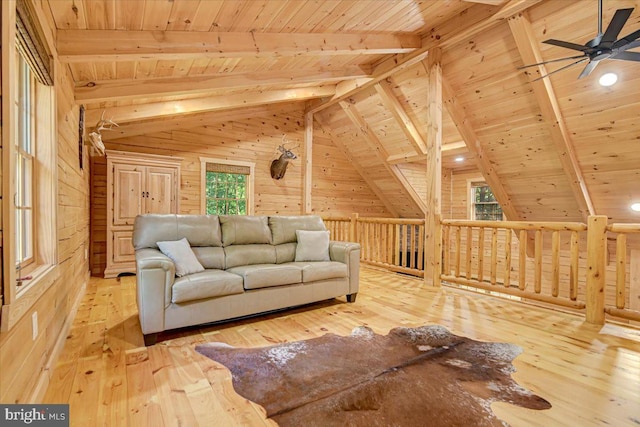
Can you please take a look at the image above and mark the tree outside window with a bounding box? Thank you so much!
[471,184,503,221]
[200,158,254,216]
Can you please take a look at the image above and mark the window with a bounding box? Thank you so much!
[471,183,503,221]
[15,50,36,269]
[200,158,255,215]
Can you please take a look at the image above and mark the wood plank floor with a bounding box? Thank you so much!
[43,267,640,426]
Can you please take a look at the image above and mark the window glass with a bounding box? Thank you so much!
[471,184,503,221]
[205,171,249,215]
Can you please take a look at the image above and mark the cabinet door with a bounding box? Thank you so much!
[112,230,136,263]
[113,164,144,226]
[145,166,177,214]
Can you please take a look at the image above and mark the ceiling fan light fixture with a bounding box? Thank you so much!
[598,72,618,86]
[631,202,640,212]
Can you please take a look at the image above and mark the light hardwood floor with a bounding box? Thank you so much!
[43,267,640,426]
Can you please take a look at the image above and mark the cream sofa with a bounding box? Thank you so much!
[133,214,360,345]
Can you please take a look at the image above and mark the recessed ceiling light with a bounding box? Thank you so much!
[455,157,464,162]
[598,72,618,87]
[631,202,640,212]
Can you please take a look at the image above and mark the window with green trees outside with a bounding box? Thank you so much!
[471,184,503,221]
[205,172,248,215]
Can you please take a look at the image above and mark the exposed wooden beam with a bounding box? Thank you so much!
[424,49,443,287]
[75,67,372,103]
[374,81,427,155]
[508,13,595,219]
[101,106,279,140]
[339,101,427,214]
[303,112,313,215]
[386,141,468,165]
[85,86,335,124]
[57,30,421,62]
[464,0,507,5]
[441,75,519,221]
[309,0,542,114]
[313,115,400,217]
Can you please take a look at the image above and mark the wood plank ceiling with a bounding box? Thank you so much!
[44,0,640,223]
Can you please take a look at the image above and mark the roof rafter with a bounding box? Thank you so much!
[57,30,421,62]
[374,81,427,155]
[85,86,335,124]
[309,0,543,114]
[508,12,595,219]
[76,66,372,104]
[339,100,427,214]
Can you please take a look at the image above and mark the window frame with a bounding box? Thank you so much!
[1,0,58,330]
[468,181,504,222]
[200,157,255,215]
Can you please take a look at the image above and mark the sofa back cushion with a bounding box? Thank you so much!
[220,215,271,246]
[269,215,326,245]
[191,247,225,270]
[133,214,222,249]
[224,244,276,269]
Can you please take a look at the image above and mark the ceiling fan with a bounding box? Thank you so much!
[519,0,640,81]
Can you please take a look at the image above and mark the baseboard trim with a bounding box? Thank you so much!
[28,270,89,403]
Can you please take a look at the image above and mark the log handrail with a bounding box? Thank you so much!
[322,214,640,325]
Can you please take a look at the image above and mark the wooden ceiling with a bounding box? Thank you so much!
[43,0,640,223]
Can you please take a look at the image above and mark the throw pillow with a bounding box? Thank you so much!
[295,230,330,262]
[157,237,205,277]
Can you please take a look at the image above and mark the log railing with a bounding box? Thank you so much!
[322,214,640,325]
[322,215,425,277]
[441,219,588,310]
[604,223,640,322]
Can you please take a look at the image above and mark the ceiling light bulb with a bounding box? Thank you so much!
[455,157,464,162]
[598,73,618,87]
[631,202,640,212]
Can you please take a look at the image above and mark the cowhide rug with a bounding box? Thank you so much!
[195,325,551,426]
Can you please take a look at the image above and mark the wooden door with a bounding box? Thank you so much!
[145,166,177,214]
[113,163,144,226]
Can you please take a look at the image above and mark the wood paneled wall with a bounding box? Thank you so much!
[0,14,91,403]
[90,104,389,275]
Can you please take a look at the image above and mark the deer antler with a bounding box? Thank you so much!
[95,110,119,132]
[87,110,119,157]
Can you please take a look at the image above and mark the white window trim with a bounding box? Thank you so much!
[199,157,255,215]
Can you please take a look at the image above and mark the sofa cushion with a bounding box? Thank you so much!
[275,242,297,264]
[192,247,225,270]
[157,237,205,277]
[224,244,276,268]
[295,230,330,262]
[172,270,244,303]
[177,215,222,247]
[287,261,348,283]
[269,215,326,245]
[220,215,271,246]
[133,214,223,249]
[227,264,302,290]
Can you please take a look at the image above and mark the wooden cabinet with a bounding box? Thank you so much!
[105,150,182,278]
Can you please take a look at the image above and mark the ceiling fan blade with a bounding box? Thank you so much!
[612,28,640,50]
[611,51,640,61]
[578,60,600,79]
[531,58,589,82]
[517,54,586,70]
[543,39,591,52]
[601,8,634,44]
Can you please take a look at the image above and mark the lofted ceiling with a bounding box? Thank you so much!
[43,0,640,223]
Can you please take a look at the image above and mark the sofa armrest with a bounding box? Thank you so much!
[135,248,175,335]
[329,241,360,295]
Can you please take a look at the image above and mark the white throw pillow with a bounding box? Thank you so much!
[157,237,205,277]
[295,230,330,262]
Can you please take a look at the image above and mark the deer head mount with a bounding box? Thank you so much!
[87,110,119,156]
[270,138,298,180]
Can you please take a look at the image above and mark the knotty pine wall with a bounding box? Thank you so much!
[0,16,91,404]
[90,104,390,275]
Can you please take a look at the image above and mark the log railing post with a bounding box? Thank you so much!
[350,213,359,243]
[586,215,608,324]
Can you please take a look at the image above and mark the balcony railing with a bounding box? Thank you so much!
[323,214,640,325]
